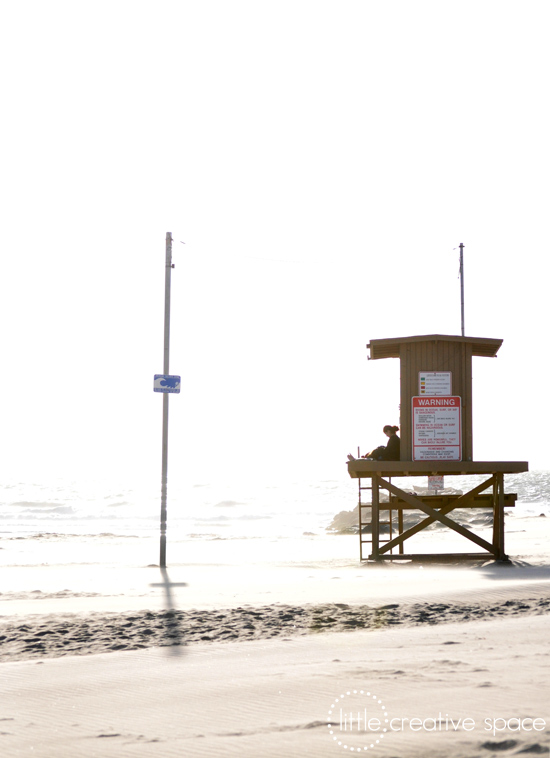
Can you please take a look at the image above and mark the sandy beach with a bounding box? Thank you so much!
[4,0,550,754]
[1,518,549,757]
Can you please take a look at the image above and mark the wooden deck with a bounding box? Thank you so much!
[347,460,529,478]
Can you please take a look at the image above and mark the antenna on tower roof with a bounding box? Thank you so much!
[459,243,465,336]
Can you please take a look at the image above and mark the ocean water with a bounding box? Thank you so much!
[0,470,548,569]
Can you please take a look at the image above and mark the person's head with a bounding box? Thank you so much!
[383,425,399,437]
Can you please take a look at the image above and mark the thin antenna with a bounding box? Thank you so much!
[459,243,465,336]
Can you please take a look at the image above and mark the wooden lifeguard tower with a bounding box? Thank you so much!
[347,334,528,561]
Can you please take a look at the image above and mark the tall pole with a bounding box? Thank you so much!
[160,232,173,568]
[459,242,465,337]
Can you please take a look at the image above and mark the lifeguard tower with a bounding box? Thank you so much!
[347,334,528,561]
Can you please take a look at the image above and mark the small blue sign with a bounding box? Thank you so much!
[154,374,181,393]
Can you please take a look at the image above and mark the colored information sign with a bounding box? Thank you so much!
[419,371,452,395]
[412,396,461,461]
[154,374,181,393]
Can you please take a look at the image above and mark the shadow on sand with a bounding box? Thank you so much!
[149,567,188,655]
[473,560,550,581]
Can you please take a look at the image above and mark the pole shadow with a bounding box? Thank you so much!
[149,568,188,655]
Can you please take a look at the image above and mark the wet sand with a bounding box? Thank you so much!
[1,593,549,663]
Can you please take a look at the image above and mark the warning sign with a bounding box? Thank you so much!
[412,396,461,461]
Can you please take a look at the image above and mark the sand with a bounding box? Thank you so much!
[1,594,549,663]
[2,614,549,757]
[1,520,549,757]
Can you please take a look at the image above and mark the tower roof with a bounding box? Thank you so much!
[367,334,503,360]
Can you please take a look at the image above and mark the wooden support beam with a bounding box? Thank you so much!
[378,492,516,509]
[492,477,499,558]
[378,478,496,555]
[493,472,506,559]
[378,477,496,554]
[371,474,380,560]
[370,553,496,562]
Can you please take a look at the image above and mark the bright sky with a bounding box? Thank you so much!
[1,1,548,489]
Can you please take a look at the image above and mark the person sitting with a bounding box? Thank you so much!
[347,425,400,461]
